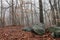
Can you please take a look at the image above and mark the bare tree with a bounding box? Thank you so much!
[49,0,56,25]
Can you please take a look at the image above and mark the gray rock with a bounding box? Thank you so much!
[32,24,45,35]
[22,27,33,32]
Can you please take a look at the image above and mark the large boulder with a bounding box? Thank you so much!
[32,24,45,35]
[47,27,56,32]
[48,27,60,38]
[47,27,60,32]
[51,30,60,38]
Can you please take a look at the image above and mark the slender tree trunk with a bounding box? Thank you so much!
[20,0,24,25]
[39,0,44,23]
[11,0,16,25]
[1,0,3,27]
[57,0,60,26]
[31,0,33,25]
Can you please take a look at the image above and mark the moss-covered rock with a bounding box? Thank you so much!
[48,27,60,38]
[32,24,45,35]
[22,27,33,32]
[51,30,60,38]
[22,24,45,35]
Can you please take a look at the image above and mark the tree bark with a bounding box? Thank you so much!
[39,0,44,23]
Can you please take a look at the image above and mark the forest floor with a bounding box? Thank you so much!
[0,25,60,40]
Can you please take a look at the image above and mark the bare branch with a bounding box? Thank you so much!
[5,0,11,5]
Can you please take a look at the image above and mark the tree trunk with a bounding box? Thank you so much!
[1,0,3,27]
[49,0,56,25]
[39,0,44,23]
[11,0,16,25]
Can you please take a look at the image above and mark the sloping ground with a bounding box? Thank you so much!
[0,26,59,40]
